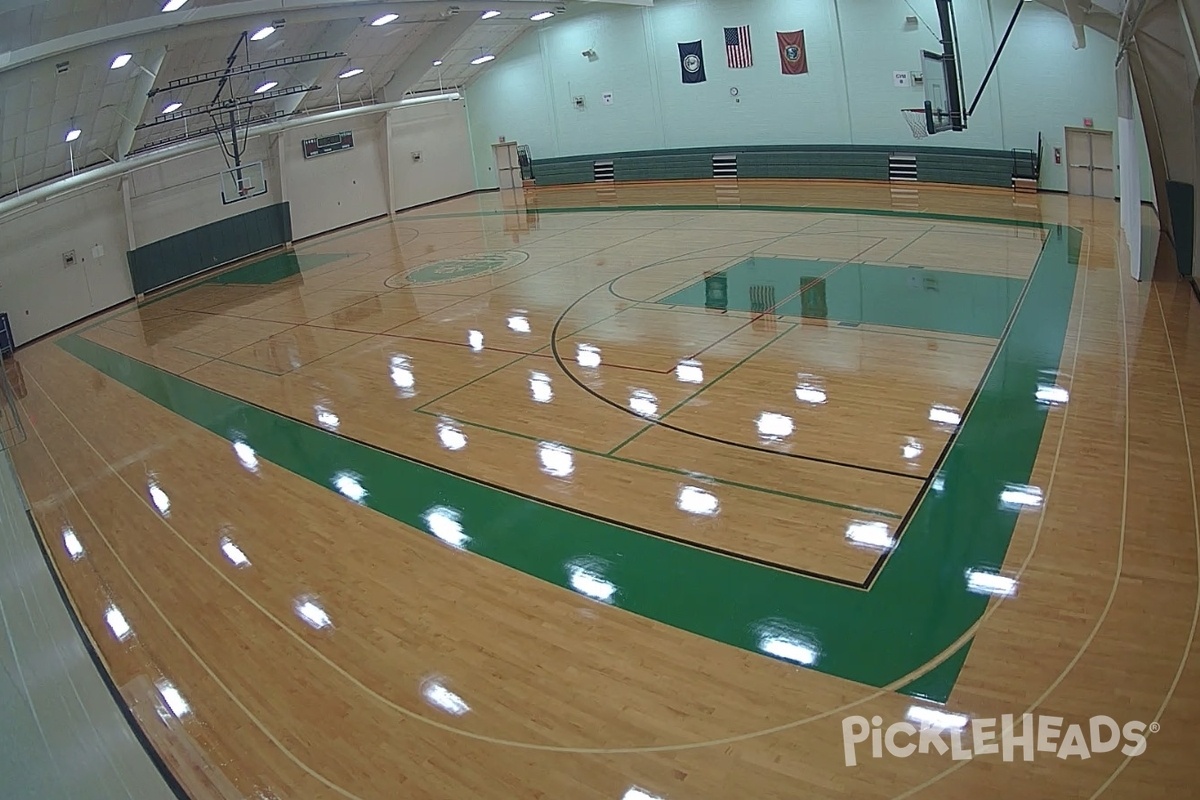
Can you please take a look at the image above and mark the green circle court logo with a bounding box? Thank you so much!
[389,251,529,287]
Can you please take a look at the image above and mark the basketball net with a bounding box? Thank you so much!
[901,109,931,139]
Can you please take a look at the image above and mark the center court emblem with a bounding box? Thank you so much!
[387,250,529,287]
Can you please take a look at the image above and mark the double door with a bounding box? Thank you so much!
[1065,127,1115,198]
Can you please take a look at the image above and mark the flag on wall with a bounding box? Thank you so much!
[777,30,808,75]
[678,40,707,83]
[724,25,753,68]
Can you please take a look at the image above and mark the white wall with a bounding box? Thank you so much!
[388,101,476,210]
[0,99,478,347]
[284,116,390,240]
[0,180,132,345]
[466,0,1154,199]
[128,137,281,246]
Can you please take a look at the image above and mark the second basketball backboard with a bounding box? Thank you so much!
[902,0,967,137]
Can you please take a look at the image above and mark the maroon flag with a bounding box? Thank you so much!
[777,30,808,75]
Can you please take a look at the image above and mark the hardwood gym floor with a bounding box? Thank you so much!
[8,181,1198,799]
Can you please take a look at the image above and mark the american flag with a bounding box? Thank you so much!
[724,25,753,69]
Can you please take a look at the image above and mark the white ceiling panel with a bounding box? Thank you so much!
[410,18,529,93]
[1,1,575,197]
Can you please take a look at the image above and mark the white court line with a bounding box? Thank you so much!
[21,213,1115,768]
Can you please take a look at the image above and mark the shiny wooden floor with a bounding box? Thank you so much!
[10,180,1200,799]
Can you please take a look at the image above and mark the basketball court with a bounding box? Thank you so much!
[3,0,1199,796]
[3,176,1196,798]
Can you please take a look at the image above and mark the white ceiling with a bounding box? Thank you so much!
[0,1,591,198]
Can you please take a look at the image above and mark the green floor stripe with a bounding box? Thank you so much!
[54,218,1079,704]
[900,637,975,704]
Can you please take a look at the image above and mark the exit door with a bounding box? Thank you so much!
[1065,127,1115,198]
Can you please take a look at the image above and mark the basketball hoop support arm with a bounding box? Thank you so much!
[965,0,1026,119]
[227,107,245,189]
[935,0,967,130]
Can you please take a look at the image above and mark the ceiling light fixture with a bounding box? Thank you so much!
[371,13,399,25]
[481,9,501,18]
[160,0,188,11]
[338,67,364,78]
[530,11,554,20]
[250,26,275,40]
[65,128,82,142]
[161,101,182,114]
[432,59,443,66]
[470,53,495,65]
[110,53,132,69]
[254,80,278,93]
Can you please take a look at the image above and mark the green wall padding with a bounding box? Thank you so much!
[126,202,292,295]
[532,145,1018,189]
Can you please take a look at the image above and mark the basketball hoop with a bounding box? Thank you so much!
[902,108,932,139]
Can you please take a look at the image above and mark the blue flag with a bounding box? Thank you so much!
[678,40,706,83]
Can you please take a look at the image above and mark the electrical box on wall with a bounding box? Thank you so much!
[602,92,613,105]
[62,250,76,268]
[573,95,585,109]
[412,151,422,162]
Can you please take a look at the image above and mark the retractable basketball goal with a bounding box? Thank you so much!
[899,0,1027,139]
[902,105,935,139]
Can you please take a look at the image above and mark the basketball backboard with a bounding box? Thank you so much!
[220,161,267,205]
[920,50,960,133]
[901,0,967,138]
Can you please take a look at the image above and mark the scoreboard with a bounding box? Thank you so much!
[301,131,354,159]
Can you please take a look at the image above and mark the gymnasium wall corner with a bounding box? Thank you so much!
[465,0,1152,199]
[0,101,474,348]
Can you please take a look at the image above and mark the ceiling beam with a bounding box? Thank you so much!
[0,0,553,78]
[1033,0,1122,41]
[380,12,477,102]
[117,46,167,159]
[274,18,363,115]
[1062,0,1091,48]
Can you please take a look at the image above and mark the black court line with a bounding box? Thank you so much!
[411,406,890,586]
[63,341,868,590]
[860,234,1050,589]
[551,268,927,483]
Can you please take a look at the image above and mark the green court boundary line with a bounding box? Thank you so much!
[395,202,1052,229]
[95,200,1043,322]
[52,204,1077,704]
[862,236,1044,588]
[88,201,1034,355]
[551,250,1038,590]
[554,254,951,483]
[600,294,1003,347]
